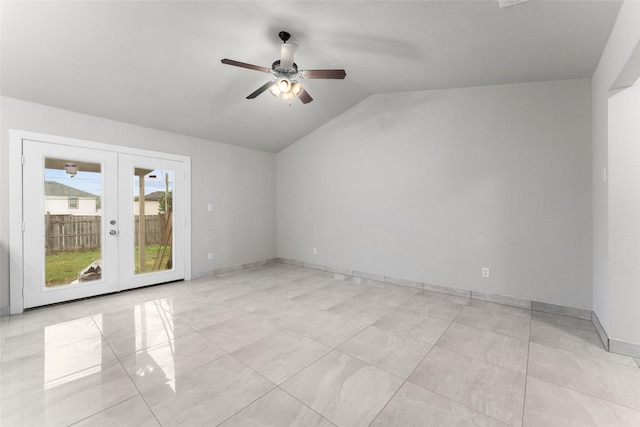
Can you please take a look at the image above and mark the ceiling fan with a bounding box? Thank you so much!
[221,31,346,105]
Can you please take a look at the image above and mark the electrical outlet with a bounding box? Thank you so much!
[313,247,318,255]
[208,253,213,261]
[482,267,490,278]
[207,204,213,212]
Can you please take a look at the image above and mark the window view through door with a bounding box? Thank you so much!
[133,168,174,275]
[20,137,189,309]
[44,158,103,287]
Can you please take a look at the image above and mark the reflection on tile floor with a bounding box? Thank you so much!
[1,263,639,426]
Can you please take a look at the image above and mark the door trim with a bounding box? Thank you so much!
[9,129,192,314]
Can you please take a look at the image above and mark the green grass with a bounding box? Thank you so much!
[45,249,101,286]
[135,245,172,274]
[45,245,171,286]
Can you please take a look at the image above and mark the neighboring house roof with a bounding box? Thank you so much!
[134,191,167,202]
[45,181,97,198]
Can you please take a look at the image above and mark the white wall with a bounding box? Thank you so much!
[0,97,277,312]
[134,201,160,216]
[608,83,640,346]
[278,80,592,309]
[591,0,640,347]
[45,197,98,215]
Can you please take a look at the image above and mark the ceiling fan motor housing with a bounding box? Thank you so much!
[272,60,298,75]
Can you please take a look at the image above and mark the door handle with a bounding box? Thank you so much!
[109,230,119,236]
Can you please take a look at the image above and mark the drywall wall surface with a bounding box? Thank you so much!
[608,84,640,344]
[591,0,640,342]
[278,80,592,309]
[0,97,277,311]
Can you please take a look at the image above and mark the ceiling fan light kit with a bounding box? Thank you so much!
[221,31,346,105]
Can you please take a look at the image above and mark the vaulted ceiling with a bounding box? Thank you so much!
[1,1,622,152]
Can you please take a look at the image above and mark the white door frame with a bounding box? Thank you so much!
[9,129,192,314]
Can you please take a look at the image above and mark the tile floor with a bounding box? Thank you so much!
[1,263,639,426]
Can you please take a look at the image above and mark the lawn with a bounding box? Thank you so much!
[45,245,171,286]
[45,249,101,286]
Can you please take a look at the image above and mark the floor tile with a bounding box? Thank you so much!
[285,308,367,348]
[530,319,637,367]
[138,282,194,299]
[119,331,227,392]
[361,285,421,307]
[374,308,451,345]
[232,329,331,384]
[83,291,154,315]
[91,306,141,334]
[252,300,311,324]
[417,290,470,306]
[338,325,432,378]
[265,276,334,299]
[72,395,160,427]
[154,293,216,315]
[196,283,255,302]
[523,376,640,427]
[455,306,531,340]
[97,307,196,358]
[1,355,138,426]
[409,346,525,426]
[93,301,180,335]
[198,312,282,352]
[527,341,640,410]
[2,303,92,338]
[180,301,248,325]
[437,323,529,373]
[225,290,288,312]
[142,354,274,426]
[3,263,637,427]
[281,350,403,427]
[371,381,507,426]
[531,310,595,331]
[219,387,335,427]
[531,301,591,321]
[266,281,316,299]
[398,294,465,322]
[1,316,101,363]
[422,282,471,299]
[291,283,363,310]
[0,335,116,398]
[327,294,396,325]
[466,299,531,319]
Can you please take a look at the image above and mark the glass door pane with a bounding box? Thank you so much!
[44,158,103,287]
[23,140,119,309]
[118,153,186,291]
[133,168,175,275]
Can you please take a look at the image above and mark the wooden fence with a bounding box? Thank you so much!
[45,214,166,254]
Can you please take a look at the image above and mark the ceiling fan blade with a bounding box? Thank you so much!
[221,58,270,73]
[280,43,298,70]
[298,88,313,104]
[247,80,276,99]
[300,69,347,79]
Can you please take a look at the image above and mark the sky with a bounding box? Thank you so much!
[44,168,174,197]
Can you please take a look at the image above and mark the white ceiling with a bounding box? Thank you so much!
[1,1,622,153]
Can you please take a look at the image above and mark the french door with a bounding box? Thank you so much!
[21,139,187,308]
